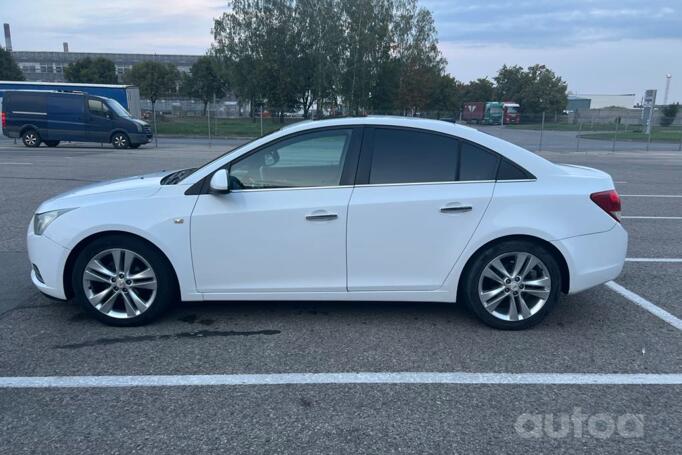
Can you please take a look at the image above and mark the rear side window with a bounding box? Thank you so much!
[48,94,84,115]
[497,159,533,180]
[459,142,499,181]
[369,128,459,184]
[7,92,47,113]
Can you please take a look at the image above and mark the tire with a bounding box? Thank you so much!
[71,234,177,326]
[461,240,561,330]
[111,132,130,149]
[44,140,60,147]
[22,129,41,147]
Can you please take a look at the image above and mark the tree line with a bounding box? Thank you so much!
[0,0,571,119]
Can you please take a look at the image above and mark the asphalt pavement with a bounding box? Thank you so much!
[0,128,680,454]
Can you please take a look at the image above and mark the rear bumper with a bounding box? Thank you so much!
[553,223,628,294]
[27,230,70,300]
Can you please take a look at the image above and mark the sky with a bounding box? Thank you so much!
[2,0,681,103]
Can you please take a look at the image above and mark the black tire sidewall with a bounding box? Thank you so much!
[462,240,562,330]
[71,235,176,326]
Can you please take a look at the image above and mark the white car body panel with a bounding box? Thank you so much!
[347,182,494,291]
[191,187,352,293]
[26,117,627,307]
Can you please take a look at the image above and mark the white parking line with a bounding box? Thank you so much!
[606,281,682,331]
[621,216,682,220]
[0,372,681,389]
[621,194,682,198]
[626,258,682,263]
[0,162,32,165]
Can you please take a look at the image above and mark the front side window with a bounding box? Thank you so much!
[229,129,352,189]
[369,128,459,184]
[88,99,109,117]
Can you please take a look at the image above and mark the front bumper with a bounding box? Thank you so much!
[129,132,152,144]
[27,230,70,300]
[553,223,628,294]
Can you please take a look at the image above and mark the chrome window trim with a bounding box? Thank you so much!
[12,111,47,115]
[355,180,496,188]
[230,185,353,193]
[495,179,537,183]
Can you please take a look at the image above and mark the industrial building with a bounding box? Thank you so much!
[3,23,199,83]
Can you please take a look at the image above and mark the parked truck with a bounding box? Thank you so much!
[502,101,521,124]
[462,101,504,125]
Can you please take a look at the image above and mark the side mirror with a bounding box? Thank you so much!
[209,169,230,194]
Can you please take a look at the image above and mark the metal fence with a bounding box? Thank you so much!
[141,102,682,153]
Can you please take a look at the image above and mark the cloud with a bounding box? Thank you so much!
[422,0,682,47]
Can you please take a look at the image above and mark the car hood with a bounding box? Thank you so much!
[37,171,170,212]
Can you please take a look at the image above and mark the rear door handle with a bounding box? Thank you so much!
[440,204,473,213]
[306,210,338,221]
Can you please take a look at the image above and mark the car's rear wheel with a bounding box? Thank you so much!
[111,132,130,149]
[44,140,60,147]
[22,129,41,147]
[462,240,561,330]
[71,235,176,326]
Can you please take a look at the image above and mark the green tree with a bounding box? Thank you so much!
[124,61,179,112]
[0,47,25,81]
[180,55,228,115]
[494,64,567,114]
[393,0,445,115]
[462,78,495,102]
[340,0,393,115]
[428,74,462,118]
[660,103,680,127]
[295,0,344,118]
[64,57,118,84]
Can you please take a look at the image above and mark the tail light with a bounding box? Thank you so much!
[591,190,621,222]
[1,112,6,129]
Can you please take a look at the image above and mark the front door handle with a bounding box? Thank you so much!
[440,204,473,213]
[306,211,338,221]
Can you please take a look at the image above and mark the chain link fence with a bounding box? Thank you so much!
[140,99,682,153]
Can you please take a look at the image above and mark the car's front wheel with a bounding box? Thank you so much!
[111,132,130,149]
[71,235,176,326]
[462,240,561,330]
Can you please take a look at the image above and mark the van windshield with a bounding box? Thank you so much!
[106,99,133,118]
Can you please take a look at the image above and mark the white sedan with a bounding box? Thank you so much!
[27,117,627,329]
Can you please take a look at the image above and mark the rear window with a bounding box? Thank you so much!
[369,128,459,184]
[6,92,47,113]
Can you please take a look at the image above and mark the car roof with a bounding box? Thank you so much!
[278,116,556,175]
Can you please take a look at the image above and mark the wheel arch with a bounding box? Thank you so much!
[19,124,42,137]
[458,234,570,295]
[62,230,180,299]
[109,129,130,143]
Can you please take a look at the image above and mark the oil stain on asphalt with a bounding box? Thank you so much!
[53,329,281,349]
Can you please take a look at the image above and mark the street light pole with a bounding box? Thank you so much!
[663,74,672,105]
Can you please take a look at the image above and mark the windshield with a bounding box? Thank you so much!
[105,98,133,118]
[506,106,518,114]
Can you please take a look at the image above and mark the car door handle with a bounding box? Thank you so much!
[306,211,338,221]
[440,204,473,213]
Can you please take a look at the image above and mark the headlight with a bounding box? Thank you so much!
[136,122,143,132]
[34,209,75,235]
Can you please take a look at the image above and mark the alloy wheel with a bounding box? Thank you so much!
[113,134,128,148]
[23,132,38,146]
[477,252,552,322]
[82,248,157,319]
